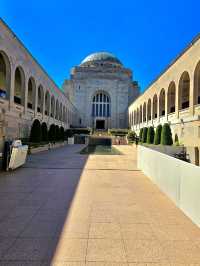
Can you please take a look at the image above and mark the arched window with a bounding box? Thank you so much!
[167,82,176,114]
[147,99,151,121]
[27,77,36,109]
[14,67,25,105]
[37,85,43,113]
[153,94,158,119]
[143,102,146,122]
[45,91,50,115]
[159,89,165,116]
[194,61,200,105]
[51,96,55,117]
[92,92,111,117]
[0,51,11,99]
[179,71,190,110]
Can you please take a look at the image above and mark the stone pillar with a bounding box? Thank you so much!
[9,63,15,110]
[157,96,160,122]
[24,78,28,114]
[34,84,38,116]
[165,91,168,121]
[175,80,179,119]
[189,73,194,116]
[42,90,46,118]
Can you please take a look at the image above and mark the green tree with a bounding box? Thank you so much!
[48,124,56,142]
[147,126,155,144]
[41,122,48,142]
[29,119,41,143]
[139,128,143,142]
[154,124,162,145]
[60,127,65,141]
[142,127,148,143]
[161,123,173,145]
[55,125,60,141]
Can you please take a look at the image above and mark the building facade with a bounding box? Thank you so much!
[0,19,79,151]
[63,52,139,130]
[128,35,200,146]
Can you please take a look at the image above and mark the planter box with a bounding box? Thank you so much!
[29,144,49,154]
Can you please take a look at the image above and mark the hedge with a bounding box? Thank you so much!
[29,119,41,143]
[127,130,136,143]
[154,124,162,145]
[48,124,56,142]
[142,127,148,143]
[108,128,129,136]
[139,128,143,142]
[161,123,173,145]
[41,122,48,142]
[147,126,155,144]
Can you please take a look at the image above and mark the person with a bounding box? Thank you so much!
[135,136,138,147]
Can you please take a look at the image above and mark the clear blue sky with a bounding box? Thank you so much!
[1,0,199,92]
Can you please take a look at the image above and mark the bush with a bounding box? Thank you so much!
[29,119,41,143]
[48,124,56,142]
[127,130,136,143]
[174,133,179,146]
[147,126,155,144]
[108,128,129,136]
[161,123,173,145]
[142,127,148,143]
[154,124,162,145]
[139,128,143,142]
[60,127,65,141]
[55,125,60,141]
[65,128,91,138]
[41,122,48,142]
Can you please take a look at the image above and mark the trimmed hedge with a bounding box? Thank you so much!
[60,127,65,141]
[161,123,173,145]
[41,122,48,142]
[48,124,56,142]
[139,128,143,142]
[142,127,148,143]
[65,128,91,138]
[154,124,162,145]
[147,126,155,144]
[55,125,60,141]
[29,119,41,143]
[108,128,129,136]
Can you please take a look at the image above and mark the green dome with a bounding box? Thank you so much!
[81,52,122,66]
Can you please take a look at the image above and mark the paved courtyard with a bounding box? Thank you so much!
[0,145,200,265]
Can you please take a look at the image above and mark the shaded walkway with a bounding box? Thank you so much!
[0,145,200,265]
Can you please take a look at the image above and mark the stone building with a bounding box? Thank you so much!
[128,34,200,146]
[63,52,139,130]
[0,18,79,151]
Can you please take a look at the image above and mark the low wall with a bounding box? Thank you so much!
[138,145,200,227]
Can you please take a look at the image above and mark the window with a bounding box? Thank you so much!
[92,92,111,117]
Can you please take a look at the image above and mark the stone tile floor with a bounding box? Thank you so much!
[0,144,200,265]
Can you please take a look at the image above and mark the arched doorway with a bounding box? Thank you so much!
[92,92,111,130]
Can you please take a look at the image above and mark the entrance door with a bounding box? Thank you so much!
[96,120,105,130]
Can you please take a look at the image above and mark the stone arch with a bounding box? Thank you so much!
[194,61,200,105]
[153,94,158,119]
[147,99,151,121]
[159,89,165,116]
[51,95,55,117]
[0,51,11,100]
[27,77,36,110]
[167,81,176,114]
[37,85,44,113]
[179,71,190,110]
[45,90,50,115]
[143,102,146,122]
[14,66,25,105]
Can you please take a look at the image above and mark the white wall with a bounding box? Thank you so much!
[138,145,200,227]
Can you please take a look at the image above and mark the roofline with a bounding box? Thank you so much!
[134,33,200,104]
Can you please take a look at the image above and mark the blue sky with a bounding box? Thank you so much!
[1,0,199,92]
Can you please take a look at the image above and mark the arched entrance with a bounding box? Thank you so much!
[92,92,111,130]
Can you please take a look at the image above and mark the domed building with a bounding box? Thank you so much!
[63,52,139,130]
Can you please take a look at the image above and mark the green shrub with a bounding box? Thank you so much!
[55,125,60,141]
[139,128,143,142]
[174,133,179,146]
[147,126,155,144]
[154,124,162,145]
[48,124,56,142]
[161,123,173,145]
[41,122,48,142]
[29,119,41,143]
[65,128,91,138]
[108,128,129,136]
[60,127,65,141]
[127,130,136,143]
[142,127,148,143]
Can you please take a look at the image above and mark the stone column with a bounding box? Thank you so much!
[34,84,38,116]
[165,91,168,121]
[9,63,15,110]
[42,90,46,118]
[175,80,179,119]
[189,73,194,116]
[24,78,28,115]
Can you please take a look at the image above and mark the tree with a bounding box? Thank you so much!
[41,122,48,142]
[55,125,60,141]
[48,124,56,142]
[154,124,162,145]
[60,127,65,141]
[29,119,41,143]
[142,127,148,143]
[147,126,155,144]
[139,128,143,142]
[161,123,173,145]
